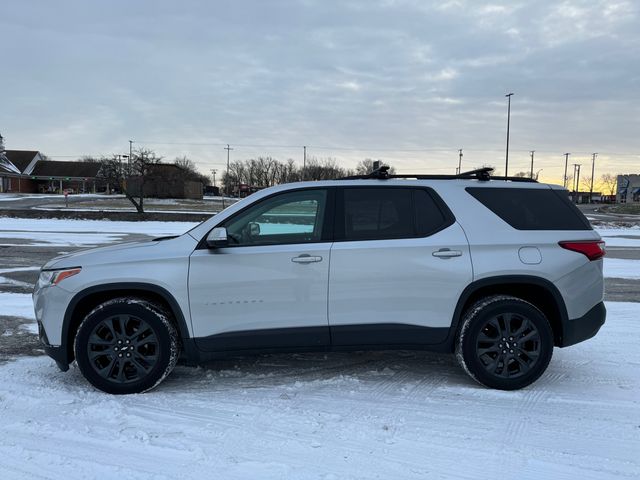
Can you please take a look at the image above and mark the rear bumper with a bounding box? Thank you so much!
[560,301,606,347]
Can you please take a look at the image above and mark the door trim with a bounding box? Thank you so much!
[194,326,330,351]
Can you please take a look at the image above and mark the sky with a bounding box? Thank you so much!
[1,0,639,184]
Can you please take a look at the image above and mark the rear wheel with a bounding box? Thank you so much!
[74,298,179,394]
[456,295,553,390]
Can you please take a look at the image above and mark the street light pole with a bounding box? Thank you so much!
[573,163,581,203]
[457,149,463,174]
[505,93,514,179]
[590,153,597,203]
[129,140,133,171]
[563,153,570,188]
[303,145,307,181]
[530,150,535,179]
[224,144,233,196]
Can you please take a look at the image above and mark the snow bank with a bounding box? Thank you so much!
[604,258,640,279]
[596,227,640,247]
[0,292,35,320]
[0,301,638,479]
[0,193,115,202]
[0,217,198,235]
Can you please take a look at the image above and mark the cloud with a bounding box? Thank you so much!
[0,0,638,180]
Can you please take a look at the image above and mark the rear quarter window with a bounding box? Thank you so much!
[466,187,592,231]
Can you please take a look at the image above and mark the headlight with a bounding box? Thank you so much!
[37,268,81,288]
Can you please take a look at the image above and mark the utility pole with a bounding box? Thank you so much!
[303,145,307,181]
[224,144,233,196]
[563,153,570,188]
[457,149,463,174]
[505,93,514,179]
[530,150,535,179]
[128,140,133,171]
[573,163,581,203]
[590,153,597,203]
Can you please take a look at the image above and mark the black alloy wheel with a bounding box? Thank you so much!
[87,314,160,384]
[475,312,541,379]
[75,298,178,394]
[456,295,554,390]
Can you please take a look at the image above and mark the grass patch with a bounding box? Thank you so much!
[600,204,640,215]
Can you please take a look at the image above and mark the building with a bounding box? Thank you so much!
[1,149,203,199]
[617,175,640,203]
[30,159,102,193]
[570,191,603,204]
[0,150,101,193]
[0,150,44,192]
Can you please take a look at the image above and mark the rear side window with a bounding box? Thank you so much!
[466,187,592,231]
[414,189,448,236]
[340,187,453,241]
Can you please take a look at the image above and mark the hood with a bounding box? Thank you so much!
[42,234,197,270]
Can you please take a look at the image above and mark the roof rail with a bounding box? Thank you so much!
[338,166,538,182]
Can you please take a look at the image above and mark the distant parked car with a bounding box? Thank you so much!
[34,167,605,394]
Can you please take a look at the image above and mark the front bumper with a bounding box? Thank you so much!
[560,301,606,347]
[37,321,70,371]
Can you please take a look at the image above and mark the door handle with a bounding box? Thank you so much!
[432,248,462,259]
[291,255,323,264]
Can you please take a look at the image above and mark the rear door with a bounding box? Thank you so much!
[328,186,472,346]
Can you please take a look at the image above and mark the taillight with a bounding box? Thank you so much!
[559,240,606,261]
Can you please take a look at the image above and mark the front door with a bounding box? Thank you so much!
[189,188,333,352]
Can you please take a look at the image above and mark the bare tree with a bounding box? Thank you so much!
[600,173,618,196]
[305,157,350,180]
[173,156,210,186]
[98,148,162,213]
[174,155,197,173]
[581,175,593,193]
[220,156,357,192]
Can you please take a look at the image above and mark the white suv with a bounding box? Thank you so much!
[33,168,606,394]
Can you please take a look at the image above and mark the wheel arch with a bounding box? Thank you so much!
[60,283,193,366]
[447,275,569,351]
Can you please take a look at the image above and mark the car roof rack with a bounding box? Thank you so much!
[338,165,537,182]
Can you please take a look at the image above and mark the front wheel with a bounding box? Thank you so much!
[455,295,553,390]
[74,298,179,394]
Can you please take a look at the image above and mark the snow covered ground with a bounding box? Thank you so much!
[0,218,638,478]
[0,301,637,479]
[0,193,114,202]
[0,218,198,247]
[0,217,198,236]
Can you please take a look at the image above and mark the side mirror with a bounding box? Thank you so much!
[206,227,228,249]
[248,222,261,237]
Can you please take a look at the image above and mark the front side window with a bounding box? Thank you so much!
[224,189,327,246]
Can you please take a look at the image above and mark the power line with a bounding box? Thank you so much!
[129,140,640,157]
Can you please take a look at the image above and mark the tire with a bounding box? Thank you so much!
[74,297,179,394]
[455,295,553,390]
